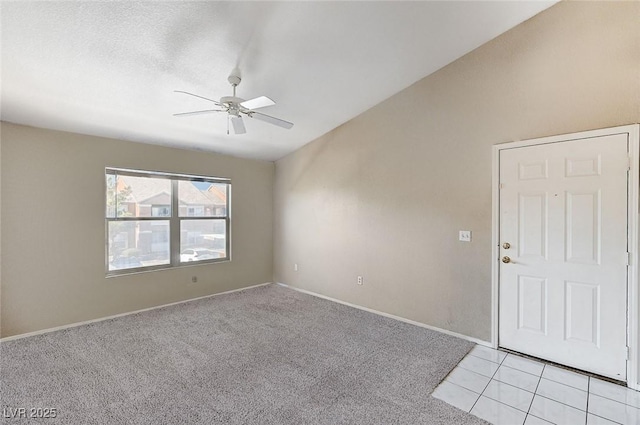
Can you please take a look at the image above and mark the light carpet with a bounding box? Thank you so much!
[1,284,488,424]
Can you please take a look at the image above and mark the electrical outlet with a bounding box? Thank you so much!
[459,230,472,242]
[357,276,363,285]
[294,263,298,272]
[191,276,198,283]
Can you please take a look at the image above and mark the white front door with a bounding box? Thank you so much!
[499,133,629,380]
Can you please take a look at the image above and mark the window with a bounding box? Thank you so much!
[105,168,230,275]
[151,205,171,217]
[186,206,204,216]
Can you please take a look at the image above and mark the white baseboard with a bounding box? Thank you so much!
[3,281,492,348]
[0,282,273,342]
[277,282,492,347]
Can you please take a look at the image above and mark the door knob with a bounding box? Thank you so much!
[502,256,511,264]
[502,242,511,249]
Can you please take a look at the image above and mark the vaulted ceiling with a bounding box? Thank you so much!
[1,1,557,161]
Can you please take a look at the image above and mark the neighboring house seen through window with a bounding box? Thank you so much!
[151,205,171,217]
[105,168,230,275]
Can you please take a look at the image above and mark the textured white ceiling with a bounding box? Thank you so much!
[1,1,556,161]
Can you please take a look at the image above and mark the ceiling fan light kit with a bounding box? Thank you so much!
[174,72,293,135]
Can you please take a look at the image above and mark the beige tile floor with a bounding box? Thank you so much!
[433,345,640,425]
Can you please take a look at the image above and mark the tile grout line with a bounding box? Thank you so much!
[456,363,499,378]
[587,413,624,425]
[585,391,633,425]
[542,376,589,392]
[498,362,545,378]
[441,378,482,394]
[433,350,487,410]
[482,375,537,396]
[533,393,588,413]
[532,373,590,408]
[475,354,542,415]
[584,376,591,425]
[439,379,484,401]
[527,372,603,424]
[588,386,640,408]
[584,376,590,425]
[523,363,545,424]
[467,350,508,414]
[586,387,632,425]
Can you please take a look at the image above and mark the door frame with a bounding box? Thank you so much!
[491,124,640,389]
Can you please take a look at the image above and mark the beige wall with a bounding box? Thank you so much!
[0,122,274,337]
[274,1,640,342]
[1,0,638,356]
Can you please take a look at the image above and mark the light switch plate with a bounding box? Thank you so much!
[459,230,472,242]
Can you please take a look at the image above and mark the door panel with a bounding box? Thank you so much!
[565,281,599,346]
[518,193,547,259]
[499,134,628,380]
[517,275,547,334]
[566,191,600,264]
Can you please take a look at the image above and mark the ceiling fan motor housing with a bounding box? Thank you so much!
[220,96,244,104]
[228,74,241,87]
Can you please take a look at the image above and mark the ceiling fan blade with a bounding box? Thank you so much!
[173,109,224,117]
[240,96,275,110]
[174,90,222,106]
[230,115,246,134]
[249,111,294,129]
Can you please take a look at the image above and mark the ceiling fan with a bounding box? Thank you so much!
[174,72,293,135]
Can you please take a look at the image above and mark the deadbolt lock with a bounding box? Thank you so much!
[502,242,511,249]
[502,256,511,264]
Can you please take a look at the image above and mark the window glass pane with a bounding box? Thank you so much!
[108,220,170,271]
[106,174,116,218]
[115,175,171,218]
[178,181,227,217]
[180,219,226,262]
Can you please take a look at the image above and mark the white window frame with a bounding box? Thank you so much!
[105,167,231,276]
